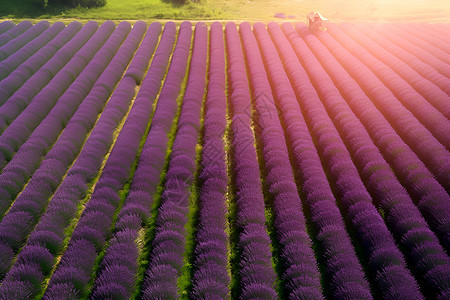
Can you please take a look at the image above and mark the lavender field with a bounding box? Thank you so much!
[0,20,449,299]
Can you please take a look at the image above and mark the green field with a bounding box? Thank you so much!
[1,0,450,22]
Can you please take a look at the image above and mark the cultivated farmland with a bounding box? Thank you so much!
[0,20,449,299]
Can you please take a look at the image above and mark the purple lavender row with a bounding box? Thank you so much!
[383,23,450,66]
[0,22,112,210]
[282,23,449,299]
[396,23,450,53]
[325,24,450,149]
[299,24,450,189]
[339,23,450,111]
[0,22,82,102]
[0,22,131,219]
[28,21,161,299]
[0,21,14,35]
[89,22,184,300]
[0,21,140,288]
[441,23,450,32]
[0,22,155,299]
[141,22,207,299]
[292,23,450,296]
[0,21,111,134]
[289,22,450,229]
[0,21,155,298]
[0,21,50,61]
[0,22,109,172]
[0,22,65,80]
[0,22,156,300]
[425,23,450,39]
[225,22,277,299]
[0,21,32,47]
[41,22,174,299]
[121,21,166,85]
[88,22,181,299]
[282,23,424,299]
[256,22,372,299]
[421,23,450,40]
[90,22,188,297]
[411,23,450,41]
[0,21,95,108]
[189,22,230,299]
[348,23,450,99]
[329,24,450,131]
[237,22,324,299]
[407,24,434,39]
[410,22,450,41]
[367,23,450,79]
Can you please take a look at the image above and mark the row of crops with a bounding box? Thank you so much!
[0,19,448,299]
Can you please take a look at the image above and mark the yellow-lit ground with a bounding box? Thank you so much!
[208,0,450,22]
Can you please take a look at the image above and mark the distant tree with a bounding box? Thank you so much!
[36,0,107,9]
[73,0,107,8]
[33,0,49,9]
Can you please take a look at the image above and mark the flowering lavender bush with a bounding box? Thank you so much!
[0,20,448,300]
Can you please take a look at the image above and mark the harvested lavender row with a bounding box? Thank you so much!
[282,23,424,299]
[89,22,180,299]
[297,23,450,189]
[239,22,324,299]
[0,22,65,80]
[0,22,139,290]
[362,24,450,79]
[383,24,450,66]
[324,24,450,148]
[0,21,32,47]
[0,21,14,35]
[343,23,450,99]
[256,22,372,299]
[0,21,50,61]
[278,23,449,299]
[0,22,131,220]
[0,22,82,100]
[189,21,230,299]
[225,22,278,299]
[141,22,207,299]
[42,22,171,299]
